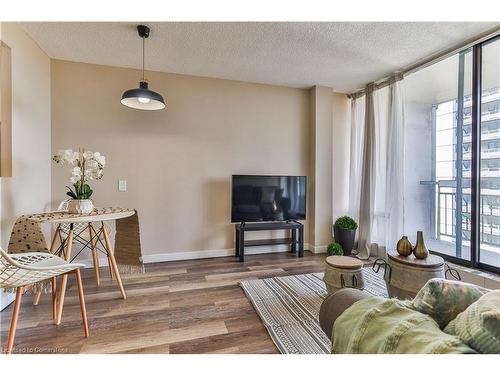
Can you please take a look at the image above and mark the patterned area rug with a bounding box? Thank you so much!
[240,268,388,354]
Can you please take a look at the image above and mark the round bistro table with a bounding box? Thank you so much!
[323,255,365,294]
[27,208,135,325]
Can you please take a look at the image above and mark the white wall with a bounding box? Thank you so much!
[0,23,51,310]
[403,98,434,243]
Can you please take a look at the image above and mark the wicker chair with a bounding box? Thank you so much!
[0,248,89,354]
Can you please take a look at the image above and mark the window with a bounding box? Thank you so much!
[404,49,472,262]
[404,35,500,273]
[479,37,500,269]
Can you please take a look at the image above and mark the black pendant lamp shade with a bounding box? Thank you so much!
[121,80,165,110]
[121,25,165,111]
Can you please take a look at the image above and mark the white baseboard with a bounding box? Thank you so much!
[144,244,295,263]
[0,292,16,311]
[309,244,328,254]
[77,243,315,268]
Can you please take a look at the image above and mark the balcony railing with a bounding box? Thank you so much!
[437,185,500,246]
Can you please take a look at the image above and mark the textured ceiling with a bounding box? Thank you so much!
[21,22,500,93]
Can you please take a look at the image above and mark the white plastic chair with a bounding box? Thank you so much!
[0,248,89,354]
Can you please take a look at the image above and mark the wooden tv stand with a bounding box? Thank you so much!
[234,221,304,262]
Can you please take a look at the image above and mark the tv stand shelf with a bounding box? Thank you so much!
[244,238,299,247]
[235,221,304,262]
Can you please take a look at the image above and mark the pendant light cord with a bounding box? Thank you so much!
[142,35,145,81]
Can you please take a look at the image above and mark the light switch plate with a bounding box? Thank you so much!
[118,180,127,192]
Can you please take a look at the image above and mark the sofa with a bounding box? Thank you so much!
[319,278,500,354]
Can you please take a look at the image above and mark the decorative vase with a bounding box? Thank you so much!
[67,199,94,214]
[333,225,356,256]
[413,231,429,259]
[396,236,413,257]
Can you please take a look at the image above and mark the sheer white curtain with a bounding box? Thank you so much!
[348,77,405,259]
[370,86,389,255]
[384,79,405,249]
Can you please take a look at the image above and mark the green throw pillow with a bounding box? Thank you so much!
[332,297,475,354]
[411,278,490,329]
[444,291,500,354]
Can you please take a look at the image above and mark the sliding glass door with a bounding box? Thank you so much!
[479,36,500,269]
[404,34,500,273]
[404,50,472,262]
[434,50,473,262]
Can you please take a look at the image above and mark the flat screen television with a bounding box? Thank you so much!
[231,175,307,223]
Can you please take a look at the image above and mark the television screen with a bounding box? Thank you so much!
[231,175,307,222]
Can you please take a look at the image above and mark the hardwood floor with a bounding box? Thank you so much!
[0,251,328,354]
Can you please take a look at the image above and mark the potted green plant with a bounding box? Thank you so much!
[327,242,343,256]
[333,216,358,256]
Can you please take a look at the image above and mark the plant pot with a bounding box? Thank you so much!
[333,226,356,256]
[67,199,94,214]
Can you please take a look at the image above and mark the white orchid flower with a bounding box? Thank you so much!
[86,159,99,170]
[71,166,82,177]
[95,154,106,166]
[53,148,105,186]
[62,149,73,160]
[54,149,72,164]
[83,150,94,160]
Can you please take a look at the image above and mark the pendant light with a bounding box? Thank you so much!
[121,25,166,111]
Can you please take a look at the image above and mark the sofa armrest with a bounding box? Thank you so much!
[319,288,371,339]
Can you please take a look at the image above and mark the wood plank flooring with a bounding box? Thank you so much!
[0,251,327,354]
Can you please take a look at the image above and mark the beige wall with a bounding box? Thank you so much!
[308,88,317,245]
[51,60,311,259]
[0,23,51,309]
[1,39,13,177]
[309,86,334,249]
[308,88,351,251]
[332,93,351,220]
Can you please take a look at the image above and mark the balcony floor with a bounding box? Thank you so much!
[428,238,500,268]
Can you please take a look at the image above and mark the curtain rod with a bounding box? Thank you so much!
[347,25,500,99]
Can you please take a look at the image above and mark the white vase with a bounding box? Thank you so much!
[67,199,94,214]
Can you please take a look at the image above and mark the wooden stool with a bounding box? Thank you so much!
[323,256,364,294]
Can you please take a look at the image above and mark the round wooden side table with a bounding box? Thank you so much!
[379,251,445,299]
[323,256,365,294]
